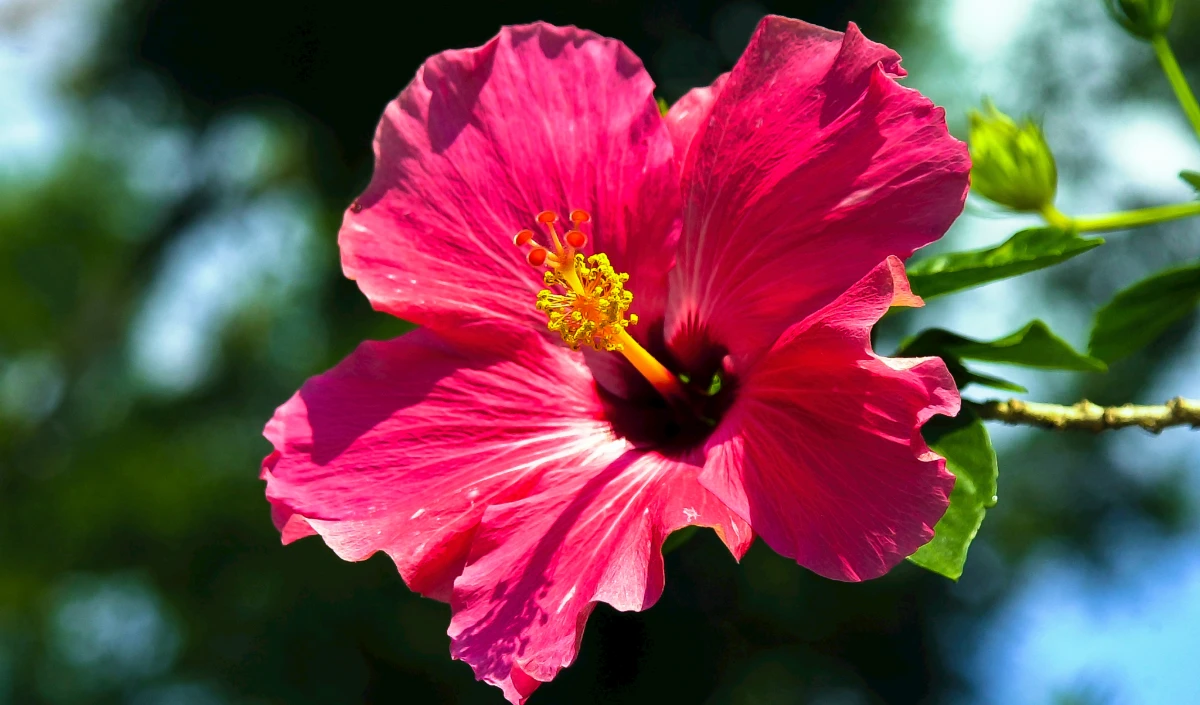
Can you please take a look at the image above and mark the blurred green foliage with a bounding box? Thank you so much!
[1088,262,1200,363]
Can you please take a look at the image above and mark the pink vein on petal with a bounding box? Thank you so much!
[667,16,970,368]
[340,22,679,345]
[448,449,750,703]
[700,257,959,581]
[261,329,617,601]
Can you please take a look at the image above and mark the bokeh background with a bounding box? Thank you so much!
[3,0,1199,703]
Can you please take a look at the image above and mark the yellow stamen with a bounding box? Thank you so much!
[514,210,686,401]
[536,251,636,352]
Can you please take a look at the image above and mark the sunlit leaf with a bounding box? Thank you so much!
[907,227,1103,299]
[908,412,998,580]
[1088,262,1200,363]
[898,320,1106,372]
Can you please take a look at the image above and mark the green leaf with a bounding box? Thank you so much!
[1088,261,1200,363]
[907,227,1103,300]
[907,412,998,580]
[898,320,1106,372]
[1181,169,1200,194]
[957,361,1029,393]
[935,355,1027,393]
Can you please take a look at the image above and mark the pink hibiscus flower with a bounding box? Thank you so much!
[261,16,969,703]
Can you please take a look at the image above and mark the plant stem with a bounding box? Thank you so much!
[970,397,1200,433]
[1042,201,1200,233]
[1071,201,1200,232]
[1041,205,1074,230]
[1152,35,1200,141]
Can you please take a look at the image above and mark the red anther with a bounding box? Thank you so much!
[569,209,590,224]
[565,230,587,248]
[527,248,548,266]
[514,229,535,246]
[536,211,558,224]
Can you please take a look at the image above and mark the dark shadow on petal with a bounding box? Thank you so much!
[423,38,498,154]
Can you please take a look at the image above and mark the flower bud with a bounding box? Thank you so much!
[1104,0,1174,40]
[967,100,1058,213]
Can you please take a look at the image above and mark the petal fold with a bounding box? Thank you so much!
[261,329,613,601]
[667,17,969,367]
[449,451,750,703]
[341,23,679,344]
[700,258,959,581]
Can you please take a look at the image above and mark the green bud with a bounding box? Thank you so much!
[1103,0,1174,40]
[967,100,1058,213]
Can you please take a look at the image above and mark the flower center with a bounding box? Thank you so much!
[514,210,686,402]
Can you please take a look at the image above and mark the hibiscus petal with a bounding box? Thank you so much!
[664,72,727,166]
[261,329,617,601]
[341,22,679,344]
[449,450,750,703]
[700,257,959,581]
[667,17,969,368]
[264,487,318,543]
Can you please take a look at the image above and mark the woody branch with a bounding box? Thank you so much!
[970,397,1200,433]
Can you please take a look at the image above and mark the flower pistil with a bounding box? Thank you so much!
[515,210,685,401]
